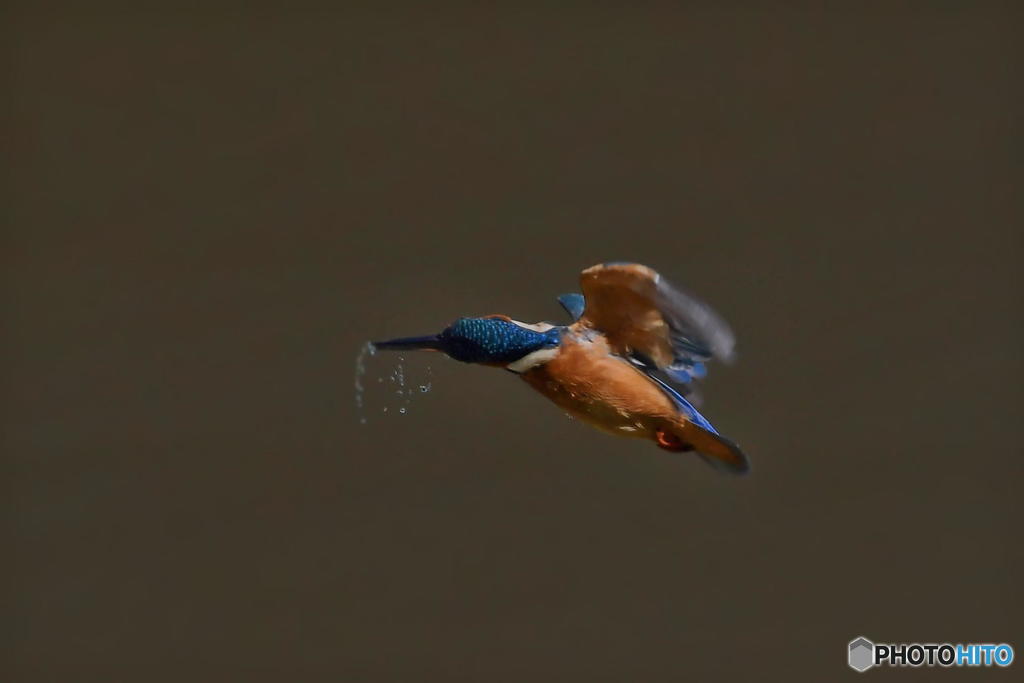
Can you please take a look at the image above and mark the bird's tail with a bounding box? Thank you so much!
[656,420,750,475]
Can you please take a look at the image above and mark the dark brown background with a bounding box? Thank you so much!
[3,4,1021,681]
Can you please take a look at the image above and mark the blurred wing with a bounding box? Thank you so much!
[577,263,735,382]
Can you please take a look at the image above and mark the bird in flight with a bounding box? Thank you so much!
[373,262,749,474]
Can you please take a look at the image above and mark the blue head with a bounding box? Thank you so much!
[373,317,561,366]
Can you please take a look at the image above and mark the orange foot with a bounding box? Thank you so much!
[655,428,693,452]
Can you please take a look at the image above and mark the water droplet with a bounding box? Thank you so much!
[353,342,373,424]
[356,347,436,424]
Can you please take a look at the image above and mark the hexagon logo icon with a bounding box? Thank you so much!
[849,636,875,672]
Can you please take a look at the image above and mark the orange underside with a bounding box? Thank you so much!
[518,331,746,473]
[519,333,681,442]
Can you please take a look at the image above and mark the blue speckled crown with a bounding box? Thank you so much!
[439,318,561,364]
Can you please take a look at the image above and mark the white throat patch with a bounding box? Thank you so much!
[506,347,559,374]
[510,319,555,332]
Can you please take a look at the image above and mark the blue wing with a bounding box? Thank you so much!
[647,368,750,474]
[644,372,718,434]
[557,293,586,321]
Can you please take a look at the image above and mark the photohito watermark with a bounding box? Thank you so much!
[848,636,1014,672]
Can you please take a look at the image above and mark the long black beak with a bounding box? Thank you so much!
[371,335,442,352]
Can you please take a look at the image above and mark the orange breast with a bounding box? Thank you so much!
[519,333,679,438]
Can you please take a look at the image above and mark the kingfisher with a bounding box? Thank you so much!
[373,263,749,474]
